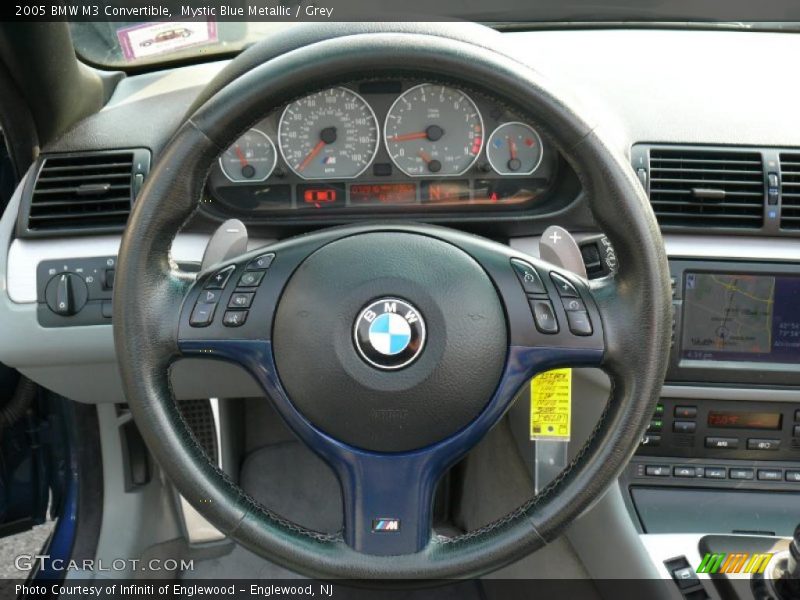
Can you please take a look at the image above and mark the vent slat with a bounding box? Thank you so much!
[26,152,136,233]
[780,153,800,230]
[647,147,764,229]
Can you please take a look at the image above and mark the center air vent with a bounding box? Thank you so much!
[20,149,150,237]
[779,152,800,230]
[642,146,765,229]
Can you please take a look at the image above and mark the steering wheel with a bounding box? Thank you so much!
[113,24,671,578]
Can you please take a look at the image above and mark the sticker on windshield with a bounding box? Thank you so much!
[116,21,218,62]
[530,368,572,440]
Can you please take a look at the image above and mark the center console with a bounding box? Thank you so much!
[625,258,800,539]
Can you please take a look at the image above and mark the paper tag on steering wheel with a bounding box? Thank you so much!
[530,368,572,441]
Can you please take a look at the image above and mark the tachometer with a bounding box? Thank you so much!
[384,84,483,177]
[486,122,543,176]
[278,87,379,180]
[219,129,277,182]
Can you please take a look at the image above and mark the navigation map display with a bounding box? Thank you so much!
[681,272,800,363]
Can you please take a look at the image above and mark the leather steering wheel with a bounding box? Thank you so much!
[113,24,671,578]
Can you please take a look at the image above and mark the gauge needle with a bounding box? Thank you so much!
[390,131,429,142]
[418,150,432,164]
[296,140,326,172]
[234,145,249,167]
[507,136,518,160]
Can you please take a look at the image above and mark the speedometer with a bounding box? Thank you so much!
[278,87,379,180]
[384,84,484,177]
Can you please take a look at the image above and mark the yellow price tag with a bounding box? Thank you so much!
[530,368,572,440]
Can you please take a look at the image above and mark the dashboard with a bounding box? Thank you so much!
[203,80,562,224]
[1,29,800,582]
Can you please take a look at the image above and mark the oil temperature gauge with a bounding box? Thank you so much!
[486,122,543,176]
[219,129,277,183]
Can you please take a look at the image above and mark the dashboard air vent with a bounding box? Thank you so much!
[647,147,764,229]
[20,149,150,237]
[780,152,800,230]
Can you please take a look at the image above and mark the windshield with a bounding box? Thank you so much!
[70,18,800,69]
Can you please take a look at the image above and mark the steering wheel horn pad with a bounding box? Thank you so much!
[273,231,506,453]
[113,24,670,578]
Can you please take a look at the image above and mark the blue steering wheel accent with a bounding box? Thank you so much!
[180,339,602,555]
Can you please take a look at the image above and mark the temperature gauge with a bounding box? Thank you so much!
[486,122,543,176]
[219,129,277,183]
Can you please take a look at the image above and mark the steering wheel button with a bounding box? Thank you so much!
[199,289,221,304]
[228,292,254,309]
[510,259,546,294]
[222,310,248,327]
[529,299,558,334]
[562,297,586,312]
[190,304,215,327]
[550,272,578,297]
[237,271,265,287]
[566,310,593,336]
[246,253,275,271]
[205,265,235,289]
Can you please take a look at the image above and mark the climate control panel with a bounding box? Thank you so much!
[36,256,117,327]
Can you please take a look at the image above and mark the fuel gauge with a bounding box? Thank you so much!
[486,122,543,176]
[219,129,277,183]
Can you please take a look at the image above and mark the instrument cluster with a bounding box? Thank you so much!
[205,80,558,220]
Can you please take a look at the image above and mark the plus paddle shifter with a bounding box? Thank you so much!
[539,225,587,279]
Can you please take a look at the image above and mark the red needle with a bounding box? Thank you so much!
[234,145,248,167]
[390,131,429,142]
[296,140,326,172]
[418,150,432,164]
[507,136,518,160]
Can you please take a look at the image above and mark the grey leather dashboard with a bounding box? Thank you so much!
[3,26,800,403]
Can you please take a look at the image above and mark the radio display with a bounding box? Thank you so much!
[681,272,800,363]
[707,410,782,430]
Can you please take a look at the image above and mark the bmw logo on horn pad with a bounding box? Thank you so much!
[354,298,426,370]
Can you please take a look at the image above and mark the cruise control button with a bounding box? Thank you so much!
[705,437,739,449]
[561,297,585,312]
[757,469,782,481]
[645,465,670,477]
[199,289,222,304]
[228,292,254,309]
[705,467,727,479]
[237,271,265,287]
[222,310,248,327]
[566,311,593,336]
[786,471,800,483]
[550,272,578,297]
[511,259,546,294]
[190,304,215,327]
[205,265,235,289]
[246,253,275,271]
[747,438,780,451]
[729,468,754,480]
[529,299,558,334]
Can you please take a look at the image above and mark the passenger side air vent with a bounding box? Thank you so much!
[779,152,800,230]
[645,147,765,229]
[19,149,150,237]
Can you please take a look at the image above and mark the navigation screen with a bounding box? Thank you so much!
[681,272,800,363]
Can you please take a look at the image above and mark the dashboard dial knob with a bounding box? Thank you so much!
[45,272,88,316]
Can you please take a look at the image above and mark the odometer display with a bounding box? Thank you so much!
[350,183,417,206]
[279,87,379,180]
[384,84,483,177]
